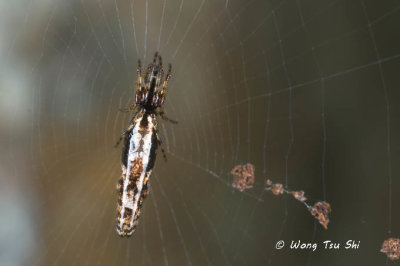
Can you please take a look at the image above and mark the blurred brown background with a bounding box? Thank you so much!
[1,0,400,265]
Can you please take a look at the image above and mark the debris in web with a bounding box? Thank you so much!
[265,179,284,195]
[230,165,332,229]
[265,179,331,229]
[231,163,255,192]
[308,201,331,230]
[265,179,307,202]
[381,238,400,261]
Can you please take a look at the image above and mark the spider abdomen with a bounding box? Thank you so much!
[116,114,157,237]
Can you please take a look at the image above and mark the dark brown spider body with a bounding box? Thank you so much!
[115,53,176,238]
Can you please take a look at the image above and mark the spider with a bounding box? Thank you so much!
[115,52,177,237]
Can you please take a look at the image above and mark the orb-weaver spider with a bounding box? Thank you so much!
[115,52,177,237]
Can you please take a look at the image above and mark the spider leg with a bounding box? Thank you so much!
[114,111,139,148]
[137,60,143,88]
[119,104,137,113]
[152,52,158,64]
[165,63,171,81]
[154,128,167,162]
[158,109,178,124]
[156,55,164,87]
[156,68,164,87]
[158,54,163,68]
[156,63,171,103]
[114,129,128,148]
[162,64,172,92]
[146,52,159,81]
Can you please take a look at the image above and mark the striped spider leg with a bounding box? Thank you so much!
[115,52,177,237]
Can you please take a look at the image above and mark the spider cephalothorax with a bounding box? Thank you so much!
[134,52,171,112]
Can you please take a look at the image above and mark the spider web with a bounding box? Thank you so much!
[1,0,400,265]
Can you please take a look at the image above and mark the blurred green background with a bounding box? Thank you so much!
[1,0,399,265]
